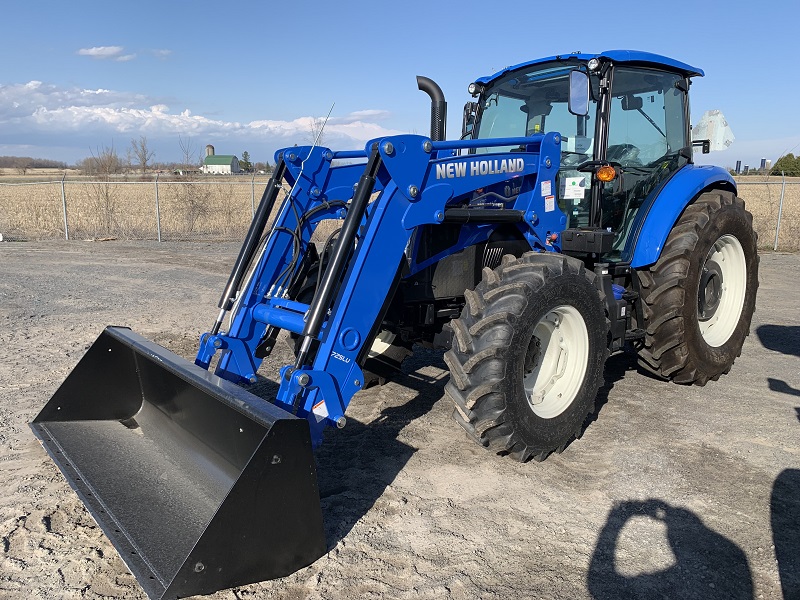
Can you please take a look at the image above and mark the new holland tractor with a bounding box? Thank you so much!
[32,50,758,599]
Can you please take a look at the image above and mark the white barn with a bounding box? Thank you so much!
[201,154,240,175]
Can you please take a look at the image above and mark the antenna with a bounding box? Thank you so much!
[310,102,336,151]
[272,102,336,300]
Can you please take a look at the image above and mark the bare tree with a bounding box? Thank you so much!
[77,156,95,176]
[14,157,32,175]
[178,135,199,171]
[174,135,210,234]
[308,117,325,147]
[130,135,155,176]
[91,144,122,178]
[84,144,122,235]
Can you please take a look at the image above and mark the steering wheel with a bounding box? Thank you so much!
[560,151,586,167]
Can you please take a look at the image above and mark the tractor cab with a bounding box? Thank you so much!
[465,51,702,260]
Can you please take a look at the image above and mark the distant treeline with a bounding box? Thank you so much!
[772,153,800,177]
[0,156,69,169]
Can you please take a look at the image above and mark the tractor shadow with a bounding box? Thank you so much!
[312,345,640,546]
[313,347,447,549]
[756,324,800,400]
[587,499,754,599]
[254,346,643,549]
[585,348,640,429]
[768,378,800,398]
[756,324,800,358]
[314,346,641,548]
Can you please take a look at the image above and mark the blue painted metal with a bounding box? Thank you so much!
[332,150,368,160]
[252,302,308,335]
[194,132,562,447]
[474,50,703,86]
[191,122,733,448]
[627,164,736,268]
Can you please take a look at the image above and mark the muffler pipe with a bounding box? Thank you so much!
[416,75,447,142]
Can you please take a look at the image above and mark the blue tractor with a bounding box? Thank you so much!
[32,51,758,599]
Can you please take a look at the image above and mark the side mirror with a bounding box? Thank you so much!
[462,101,478,139]
[568,70,589,116]
[621,95,644,111]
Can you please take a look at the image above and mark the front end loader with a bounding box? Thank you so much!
[32,50,758,599]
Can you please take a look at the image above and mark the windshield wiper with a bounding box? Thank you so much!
[637,108,666,138]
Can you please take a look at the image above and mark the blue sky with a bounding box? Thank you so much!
[1,0,798,169]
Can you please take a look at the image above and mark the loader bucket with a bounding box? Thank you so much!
[30,326,326,600]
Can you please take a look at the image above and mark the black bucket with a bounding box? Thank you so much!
[31,327,326,600]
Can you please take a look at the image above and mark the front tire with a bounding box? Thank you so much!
[444,253,609,462]
[636,190,758,385]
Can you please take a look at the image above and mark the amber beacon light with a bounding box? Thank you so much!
[596,164,617,182]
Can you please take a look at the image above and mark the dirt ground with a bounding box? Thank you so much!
[1,241,798,600]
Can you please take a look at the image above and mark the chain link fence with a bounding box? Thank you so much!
[0,176,271,242]
[1,175,799,250]
[736,177,799,251]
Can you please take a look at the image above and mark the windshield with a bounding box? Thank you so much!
[475,61,598,165]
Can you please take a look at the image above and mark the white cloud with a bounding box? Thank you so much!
[77,46,125,59]
[152,49,172,59]
[0,81,148,121]
[248,114,403,143]
[0,80,403,160]
[116,54,137,62]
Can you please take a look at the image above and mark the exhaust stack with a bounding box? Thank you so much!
[416,75,447,141]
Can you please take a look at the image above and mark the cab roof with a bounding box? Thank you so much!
[474,50,704,85]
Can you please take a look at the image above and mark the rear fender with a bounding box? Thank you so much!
[628,165,735,268]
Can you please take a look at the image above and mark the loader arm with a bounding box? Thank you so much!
[197,132,562,447]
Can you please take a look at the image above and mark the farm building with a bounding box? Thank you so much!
[201,154,240,175]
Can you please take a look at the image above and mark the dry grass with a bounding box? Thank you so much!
[1,175,798,250]
[0,178,272,241]
[736,177,800,251]
[0,167,82,179]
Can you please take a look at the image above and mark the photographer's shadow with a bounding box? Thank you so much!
[588,499,753,599]
[772,469,800,599]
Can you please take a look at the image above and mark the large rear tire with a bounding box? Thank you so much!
[444,253,609,462]
[636,190,758,385]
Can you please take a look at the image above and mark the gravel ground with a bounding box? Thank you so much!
[1,241,798,600]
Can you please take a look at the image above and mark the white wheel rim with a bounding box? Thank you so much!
[523,305,590,419]
[367,330,396,359]
[697,234,747,347]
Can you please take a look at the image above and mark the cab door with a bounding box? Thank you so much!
[599,67,691,258]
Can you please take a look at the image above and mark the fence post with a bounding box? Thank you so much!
[251,172,256,218]
[773,171,786,251]
[155,173,162,243]
[60,173,69,241]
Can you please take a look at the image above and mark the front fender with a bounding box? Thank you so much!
[628,164,735,268]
